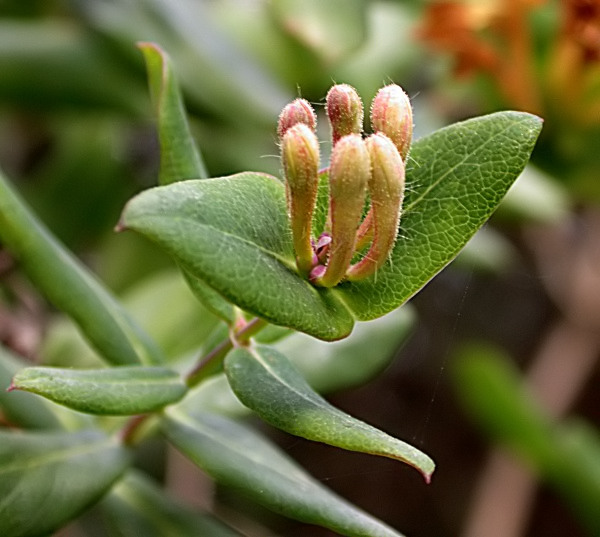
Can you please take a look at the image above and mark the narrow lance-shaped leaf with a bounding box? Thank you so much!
[120,112,541,340]
[163,409,405,537]
[10,366,187,416]
[0,429,130,537]
[224,345,434,481]
[0,344,92,430]
[0,169,163,365]
[139,42,207,183]
[138,42,237,323]
[100,471,242,537]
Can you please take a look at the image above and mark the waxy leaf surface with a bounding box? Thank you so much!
[121,112,541,339]
[121,172,354,340]
[0,429,130,537]
[163,409,404,537]
[225,345,434,480]
[11,366,187,415]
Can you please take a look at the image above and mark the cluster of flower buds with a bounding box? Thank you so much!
[278,83,412,287]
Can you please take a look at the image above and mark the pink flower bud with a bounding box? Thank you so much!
[277,98,317,140]
[370,84,413,160]
[347,133,405,281]
[326,84,364,145]
[281,123,320,274]
[314,134,370,287]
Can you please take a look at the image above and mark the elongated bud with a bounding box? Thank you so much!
[326,84,363,145]
[370,84,413,160]
[347,133,405,281]
[281,123,320,274]
[278,98,317,140]
[314,134,370,287]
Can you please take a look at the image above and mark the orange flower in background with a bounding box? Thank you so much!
[418,0,600,122]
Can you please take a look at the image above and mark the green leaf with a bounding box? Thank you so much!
[163,409,405,537]
[0,429,130,537]
[119,172,354,340]
[277,306,415,393]
[334,112,543,320]
[138,42,208,184]
[224,345,434,481]
[120,112,541,340]
[11,366,187,416]
[0,168,164,366]
[0,344,92,430]
[100,471,242,537]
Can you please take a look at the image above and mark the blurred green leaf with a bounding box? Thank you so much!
[499,164,570,223]
[0,20,145,114]
[138,41,207,184]
[121,113,541,340]
[453,344,554,463]
[80,0,288,123]
[0,429,130,537]
[11,366,187,416]
[0,344,92,430]
[0,168,164,366]
[276,306,415,392]
[100,471,242,537]
[270,0,366,64]
[454,344,600,534]
[224,345,434,481]
[163,409,405,537]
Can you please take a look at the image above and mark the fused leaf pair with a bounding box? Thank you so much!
[280,84,411,287]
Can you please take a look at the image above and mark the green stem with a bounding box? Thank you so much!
[185,317,268,388]
[119,317,269,445]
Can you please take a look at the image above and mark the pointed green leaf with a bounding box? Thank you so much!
[163,409,404,537]
[120,113,540,340]
[11,366,187,416]
[0,429,130,537]
[101,471,242,537]
[0,344,92,430]
[0,168,164,365]
[225,345,434,481]
[335,112,543,319]
[138,42,208,184]
[120,172,354,340]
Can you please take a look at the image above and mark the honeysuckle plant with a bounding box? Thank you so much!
[0,42,542,537]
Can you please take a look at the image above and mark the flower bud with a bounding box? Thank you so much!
[326,84,363,145]
[278,98,317,140]
[281,123,320,274]
[314,134,370,287]
[370,84,413,160]
[347,133,405,281]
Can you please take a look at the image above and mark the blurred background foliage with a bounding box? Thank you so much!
[0,0,599,536]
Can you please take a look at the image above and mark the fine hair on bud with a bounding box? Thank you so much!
[315,134,370,287]
[326,84,364,145]
[277,98,317,140]
[281,123,320,275]
[347,133,405,281]
[370,84,413,160]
